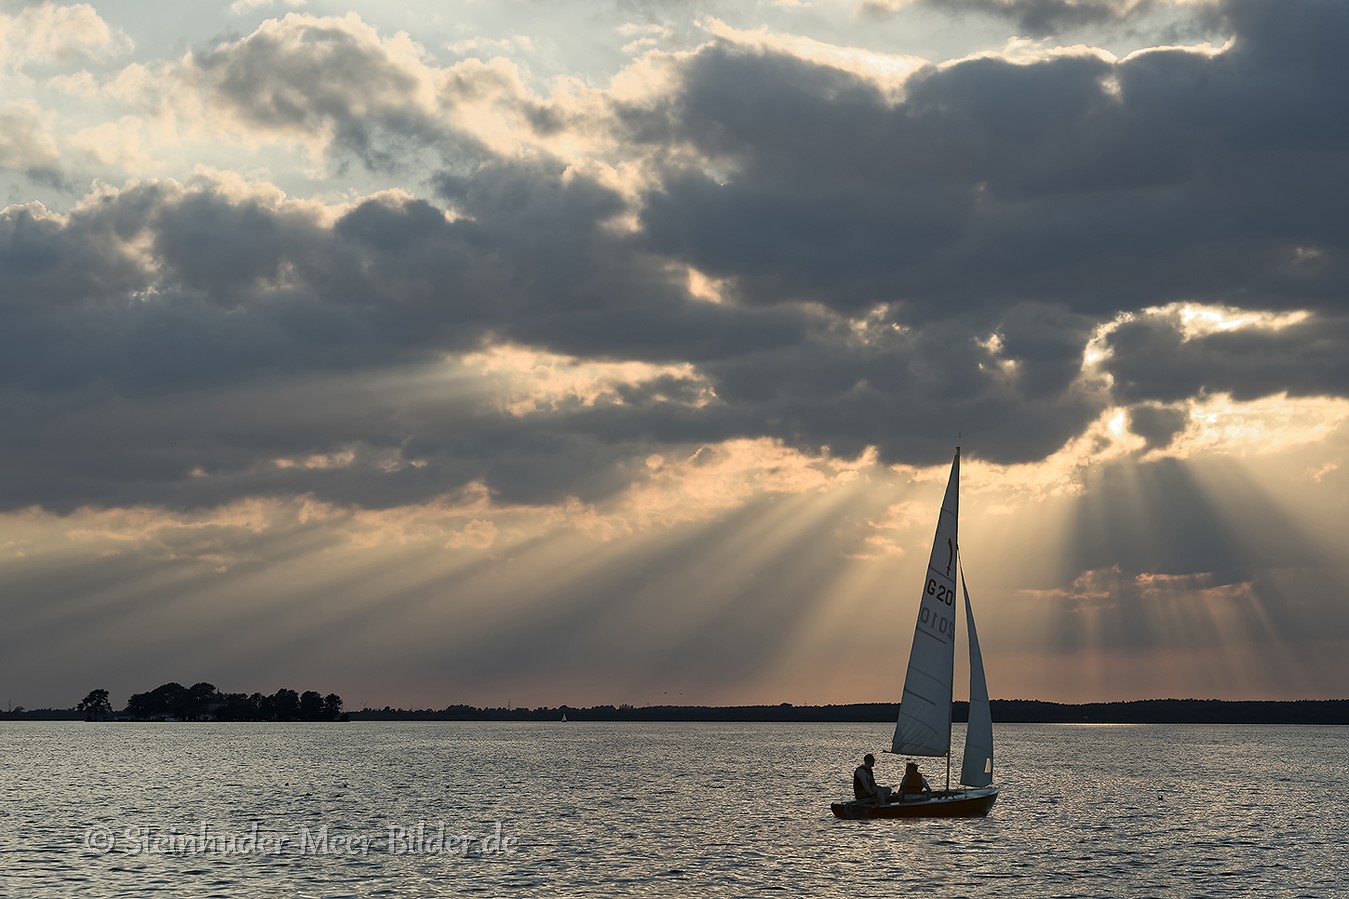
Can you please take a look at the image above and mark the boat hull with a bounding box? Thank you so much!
[831,787,998,819]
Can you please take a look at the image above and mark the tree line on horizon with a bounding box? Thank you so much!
[2,696,1344,724]
[64,683,346,721]
[346,698,1348,724]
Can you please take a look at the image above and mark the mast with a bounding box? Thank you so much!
[949,446,959,773]
[944,531,955,793]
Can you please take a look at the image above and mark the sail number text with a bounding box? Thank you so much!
[921,579,955,637]
[926,578,955,606]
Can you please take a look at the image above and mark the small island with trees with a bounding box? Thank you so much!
[65,683,347,722]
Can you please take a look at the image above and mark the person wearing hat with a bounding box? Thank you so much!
[852,753,895,805]
[900,761,931,797]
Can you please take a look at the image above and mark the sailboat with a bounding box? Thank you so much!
[832,447,999,819]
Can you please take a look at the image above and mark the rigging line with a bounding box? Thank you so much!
[958,549,974,600]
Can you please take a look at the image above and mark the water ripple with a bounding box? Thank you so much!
[0,721,1345,897]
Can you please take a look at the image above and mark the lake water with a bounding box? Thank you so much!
[0,721,1344,897]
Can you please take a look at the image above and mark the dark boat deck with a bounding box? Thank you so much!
[831,788,998,819]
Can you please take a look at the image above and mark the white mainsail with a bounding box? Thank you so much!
[959,570,993,787]
[891,448,960,757]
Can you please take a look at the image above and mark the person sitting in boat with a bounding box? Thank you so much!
[900,761,931,797]
[853,753,894,804]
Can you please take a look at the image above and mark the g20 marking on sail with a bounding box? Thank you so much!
[926,579,955,605]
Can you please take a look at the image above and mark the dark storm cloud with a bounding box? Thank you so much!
[627,0,1349,408]
[627,49,972,314]
[6,0,1349,513]
[635,6,1349,319]
[1125,402,1188,450]
[0,161,1055,515]
[696,318,1102,463]
[0,155,817,511]
[1103,312,1349,404]
[862,0,1224,38]
[3,160,766,389]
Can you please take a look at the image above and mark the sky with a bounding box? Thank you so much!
[2,0,1348,710]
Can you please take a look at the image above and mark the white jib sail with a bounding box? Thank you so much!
[892,448,960,757]
[959,569,993,787]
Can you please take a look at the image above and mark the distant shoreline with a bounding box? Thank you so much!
[343,699,1348,724]
[4,699,1345,724]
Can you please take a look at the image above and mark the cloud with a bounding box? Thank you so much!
[75,13,552,175]
[1099,305,1349,404]
[1126,402,1189,450]
[15,4,1349,469]
[0,2,132,70]
[0,101,61,182]
[229,0,307,14]
[9,0,1349,516]
[187,13,455,169]
[861,0,1222,37]
[699,16,927,89]
[67,116,160,174]
[458,344,717,417]
[629,3,1349,325]
[608,2,1349,462]
[93,12,609,177]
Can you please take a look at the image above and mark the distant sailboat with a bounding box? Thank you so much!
[832,447,999,819]
[561,711,568,722]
